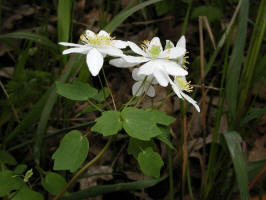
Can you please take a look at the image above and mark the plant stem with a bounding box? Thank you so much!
[102,68,117,110]
[53,136,113,200]
[168,147,174,200]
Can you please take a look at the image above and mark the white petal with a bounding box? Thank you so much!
[123,55,150,63]
[165,40,175,49]
[97,46,123,57]
[148,37,162,52]
[85,30,96,38]
[176,36,186,49]
[170,79,183,98]
[153,68,169,87]
[132,81,145,96]
[62,47,91,55]
[128,41,147,56]
[86,48,103,76]
[111,40,128,49]
[160,47,186,59]
[144,83,155,97]
[98,30,109,37]
[138,61,155,76]
[157,60,188,76]
[132,68,144,81]
[109,58,138,68]
[180,91,200,112]
[59,42,83,47]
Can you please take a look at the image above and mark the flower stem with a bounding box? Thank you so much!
[102,68,117,110]
[53,136,113,200]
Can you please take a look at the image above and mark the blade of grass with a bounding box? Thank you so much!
[0,32,58,52]
[60,177,166,200]
[222,131,249,200]
[57,0,72,43]
[57,0,73,65]
[225,0,249,124]
[237,0,266,122]
[104,0,162,33]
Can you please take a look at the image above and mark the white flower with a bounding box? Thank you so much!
[59,30,127,76]
[169,76,200,112]
[166,36,188,69]
[109,37,188,87]
[131,68,158,97]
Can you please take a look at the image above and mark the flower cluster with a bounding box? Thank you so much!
[59,30,200,112]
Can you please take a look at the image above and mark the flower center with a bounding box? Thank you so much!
[149,45,161,58]
[175,77,193,92]
[80,33,111,46]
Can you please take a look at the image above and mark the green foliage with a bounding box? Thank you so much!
[121,107,162,141]
[137,147,164,178]
[156,126,175,150]
[41,172,67,195]
[14,165,27,175]
[57,0,72,43]
[148,110,175,126]
[23,169,33,183]
[222,132,249,200]
[0,170,25,197]
[0,150,17,165]
[56,81,98,101]
[127,138,156,159]
[92,87,110,102]
[52,130,89,172]
[225,0,249,123]
[191,6,222,22]
[91,111,123,136]
[0,32,58,52]
[11,188,44,200]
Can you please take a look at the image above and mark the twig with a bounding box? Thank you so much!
[203,16,217,49]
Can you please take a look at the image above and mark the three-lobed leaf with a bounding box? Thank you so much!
[91,111,123,136]
[121,107,162,141]
[127,138,156,159]
[56,81,97,101]
[52,130,89,172]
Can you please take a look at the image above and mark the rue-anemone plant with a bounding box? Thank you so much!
[52,29,200,199]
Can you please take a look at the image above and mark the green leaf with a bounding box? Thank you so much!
[41,172,67,195]
[148,110,175,126]
[247,159,266,182]
[222,131,249,200]
[127,138,155,159]
[0,150,17,165]
[225,0,249,122]
[156,126,175,150]
[104,0,162,33]
[56,81,98,101]
[91,111,122,136]
[23,169,33,183]
[240,107,266,126]
[52,130,89,172]
[121,107,162,141]
[137,147,164,178]
[92,87,110,102]
[60,177,166,200]
[155,1,173,16]
[14,164,27,175]
[57,0,72,43]
[191,6,222,22]
[12,188,44,200]
[77,104,104,117]
[0,32,58,52]
[0,170,25,197]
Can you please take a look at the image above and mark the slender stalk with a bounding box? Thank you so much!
[87,99,103,112]
[53,136,113,200]
[97,73,112,110]
[199,16,207,187]
[168,147,174,200]
[0,80,20,123]
[102,68,117,110]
